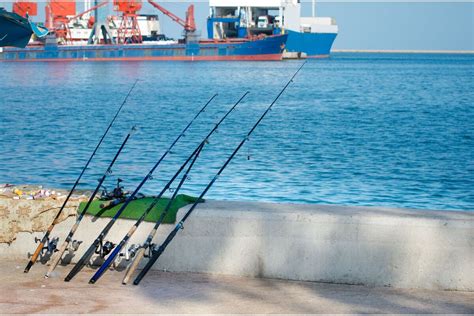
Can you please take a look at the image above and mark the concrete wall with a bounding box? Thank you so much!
[1,200,473,291]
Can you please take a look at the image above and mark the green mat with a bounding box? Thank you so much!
[77,194,204,224]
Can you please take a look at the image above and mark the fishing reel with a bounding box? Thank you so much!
[34,236,59,256]
[148,240,172,257]
[147,244,159,257]
[112,178,125,199]
[100,178,126,201]
[119,244,141,261]
[95,238,116,258]
[68,240,83,252]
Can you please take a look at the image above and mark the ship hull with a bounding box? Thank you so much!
[0,34,287,62]
[285,30,337,58]
[0,8,33,48]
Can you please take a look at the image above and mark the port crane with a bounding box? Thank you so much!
[114,0,143,44]
[12,0,74,43]
[11,0,196,44]
[48,0,76,43]
[147,0,196,34]
[12,1,37,18]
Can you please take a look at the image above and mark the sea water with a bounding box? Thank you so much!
[0,53,472,211]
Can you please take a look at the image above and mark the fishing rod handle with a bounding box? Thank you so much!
[24,242,44,273]
[90,222,139,283]
[45,219,80,277]
[133,248,160,285]
[89,241,124,284]
[122,247,145,285]
[45,239,69,278]
[24,228,52,273]
[146,228,158,243]
[133,224,180,285]
[64,240,97,281]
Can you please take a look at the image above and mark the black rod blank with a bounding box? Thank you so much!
[133,62,306,285]
[24,79,138,273]
[87,92,248,283]
[45,126,136,278]
[64,93,219,282]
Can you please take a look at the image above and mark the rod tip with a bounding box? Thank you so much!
[89,279,96,284]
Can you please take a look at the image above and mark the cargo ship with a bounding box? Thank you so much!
[0,1,288,62]
[0,34,287,61]
[207,0,338,58]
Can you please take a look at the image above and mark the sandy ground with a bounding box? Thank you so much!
[0,260,472,314]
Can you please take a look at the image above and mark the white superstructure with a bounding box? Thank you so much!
[209,0,338,34]
[67,14,162,42]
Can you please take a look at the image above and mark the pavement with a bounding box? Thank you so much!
[0,260,473,314]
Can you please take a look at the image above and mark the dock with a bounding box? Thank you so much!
[2,196,473,289]
[1,260,472,313]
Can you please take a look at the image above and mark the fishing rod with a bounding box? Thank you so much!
[63,93,218,282]
[118,138,200,284]
[64,93,244,282]
[44,126,136,278]
[85,92,248,283]
[24,79,139,273]
[89,141,205,284]
[133,62,306,285]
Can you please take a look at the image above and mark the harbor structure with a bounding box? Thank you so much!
[207,0,338,57]
[0,0,288,61]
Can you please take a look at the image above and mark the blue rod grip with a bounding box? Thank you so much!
[89,243,123,284]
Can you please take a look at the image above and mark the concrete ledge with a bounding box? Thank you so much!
[1,200,473,291]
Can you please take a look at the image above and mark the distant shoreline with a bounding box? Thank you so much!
[332,49,474,54]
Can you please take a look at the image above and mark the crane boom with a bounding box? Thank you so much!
[69,1,108,21]
[147,0,195,32]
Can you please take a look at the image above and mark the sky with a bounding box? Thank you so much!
[2,1,473,50]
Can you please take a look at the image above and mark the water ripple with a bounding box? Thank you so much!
[0,54,473,211]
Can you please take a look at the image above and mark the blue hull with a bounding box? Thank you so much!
[0,8,32,48]
[285,30,337,57]
[0,34,287,61]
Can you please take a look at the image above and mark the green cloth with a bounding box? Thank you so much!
[77,194,203,224]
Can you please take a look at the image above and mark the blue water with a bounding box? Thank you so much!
[0,53,473,211]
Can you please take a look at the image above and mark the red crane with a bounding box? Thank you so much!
[12,1,38,17]
[46,0,77,43]
[114,0,143,44]
[147,0,196,33]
